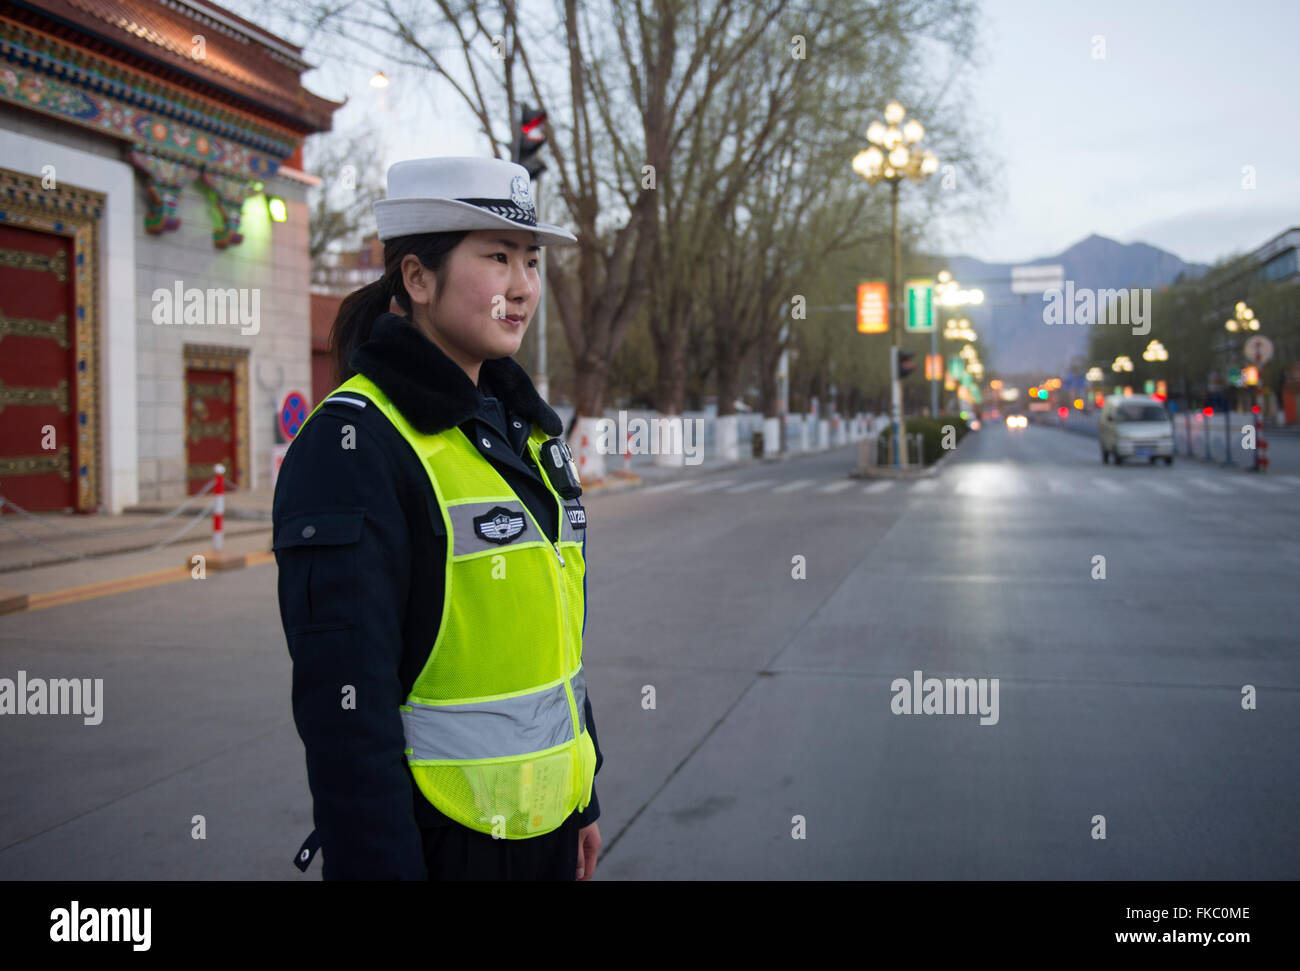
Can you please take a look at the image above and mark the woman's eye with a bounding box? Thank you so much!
[493,253,539,268]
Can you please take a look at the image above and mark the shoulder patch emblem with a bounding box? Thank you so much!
[473,506,527,544]
[565,504,586,529]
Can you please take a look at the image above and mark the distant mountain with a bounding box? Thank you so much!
[941,235,1208,375]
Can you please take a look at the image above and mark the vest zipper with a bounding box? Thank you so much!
[527,438,582,760]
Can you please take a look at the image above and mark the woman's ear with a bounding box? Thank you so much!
[400,253,436,308]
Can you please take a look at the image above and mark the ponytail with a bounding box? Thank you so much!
[329,230,471,384]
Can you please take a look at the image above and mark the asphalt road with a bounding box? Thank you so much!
[1,423,1296,879]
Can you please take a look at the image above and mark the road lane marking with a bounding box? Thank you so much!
[772,478,815,493]
[1089,478,1125,494]
[910,479,939,494]
[1185,477,1232,494]
[1136,479,1181,497]
[726,479,777,493]
[863,481,895,494]
[815,480,855,493]
[954,473,1025,496]
[1045,479,1075,495]
[1235,477,1288,493]
[681,478,736,493]
[642,480,692,493]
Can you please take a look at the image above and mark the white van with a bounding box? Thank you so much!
[1098,394,1174,465]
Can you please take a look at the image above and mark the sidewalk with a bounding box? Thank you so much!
[0,439,865,615]
[0,484,275,575]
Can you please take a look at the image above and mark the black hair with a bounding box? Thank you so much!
[329,231,471,384]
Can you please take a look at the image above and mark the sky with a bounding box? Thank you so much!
[956,0,1300,266]
[233,0,1300,268]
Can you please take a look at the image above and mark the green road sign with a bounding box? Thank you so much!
[905,280,934,332]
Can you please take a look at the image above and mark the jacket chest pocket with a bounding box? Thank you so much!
[273,509,365,634]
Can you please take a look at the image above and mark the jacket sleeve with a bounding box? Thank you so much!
[576,526,603,827]
[273,407,427,879]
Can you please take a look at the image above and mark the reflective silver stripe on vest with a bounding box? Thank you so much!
[403,681,575,761]
[559,502,585,545]
[570,667,587,734]
[447,500,540,556]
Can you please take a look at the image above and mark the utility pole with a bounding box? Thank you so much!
[535,180,548,402]
[890,178,902,467]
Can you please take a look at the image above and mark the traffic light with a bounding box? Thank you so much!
[897,350,917,379]
[514,104,548,179]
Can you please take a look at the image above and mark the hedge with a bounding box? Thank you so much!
[875,414,971,465]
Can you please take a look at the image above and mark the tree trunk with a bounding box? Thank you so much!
[715,340,744,417]
[652,327,689,415]
[757,342,781,418]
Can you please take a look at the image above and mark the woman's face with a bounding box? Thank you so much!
[410,229,541,373]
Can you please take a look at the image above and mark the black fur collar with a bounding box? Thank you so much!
[349,313,562,437]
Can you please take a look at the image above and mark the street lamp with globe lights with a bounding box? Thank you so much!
[1111,356,1134,393]
[932,271,983,416]
[853,102,939,466]
[1225,301,1260,332]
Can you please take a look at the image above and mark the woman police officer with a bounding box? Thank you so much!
[273,157,602,880]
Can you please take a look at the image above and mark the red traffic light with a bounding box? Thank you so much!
[1057,406,1068,418]
[1202,407,1214,416]
[1251,405,1260,414]
[516,104,549,178]
[897,350,917,379]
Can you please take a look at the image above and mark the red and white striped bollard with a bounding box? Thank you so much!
[212,463,225,552]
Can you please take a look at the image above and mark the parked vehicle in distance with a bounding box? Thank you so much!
[1098,394,1174,465]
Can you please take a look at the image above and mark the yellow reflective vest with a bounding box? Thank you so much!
[301,372,595,839]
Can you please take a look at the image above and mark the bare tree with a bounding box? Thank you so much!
[303,120,386,264]
[650,0,989,418]
[266,0,990,437]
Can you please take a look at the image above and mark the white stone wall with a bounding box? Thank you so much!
[134,169,311,499]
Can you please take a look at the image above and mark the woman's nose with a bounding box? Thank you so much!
[510,260,539,298]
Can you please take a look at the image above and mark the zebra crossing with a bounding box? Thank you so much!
[640,470,1300,500]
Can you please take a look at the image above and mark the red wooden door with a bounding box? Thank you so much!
[0,224,77,513]
[185,368,236,494]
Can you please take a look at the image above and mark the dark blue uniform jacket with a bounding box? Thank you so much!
[273,312,602,880]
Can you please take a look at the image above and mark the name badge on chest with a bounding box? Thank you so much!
[565,504,587,530]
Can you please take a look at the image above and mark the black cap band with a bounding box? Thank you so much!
[456,197,537,226]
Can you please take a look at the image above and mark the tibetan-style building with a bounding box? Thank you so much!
[0,0,341,512]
